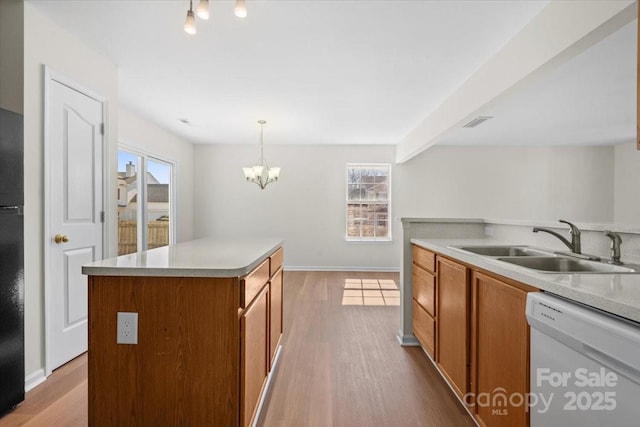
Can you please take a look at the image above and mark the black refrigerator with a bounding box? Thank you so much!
[0,107,25,415]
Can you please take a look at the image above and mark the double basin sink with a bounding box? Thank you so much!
[450,245,639,274]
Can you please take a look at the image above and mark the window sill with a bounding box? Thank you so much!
[345,238,393,244]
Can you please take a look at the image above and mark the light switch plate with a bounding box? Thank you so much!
[117,312,138,345]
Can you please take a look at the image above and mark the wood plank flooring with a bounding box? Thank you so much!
[0,271,474,427]
[258,271,474,427]
[0,353,87,427]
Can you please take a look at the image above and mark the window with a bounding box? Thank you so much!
[346,163,391,241]
[117,148,175,255]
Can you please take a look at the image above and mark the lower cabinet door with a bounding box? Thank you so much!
[437,256,469,398]
[269,268,283,368]
[241,286,269,427]
[471,272,530,427]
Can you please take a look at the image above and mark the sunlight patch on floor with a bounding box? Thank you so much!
[342,279,399,306]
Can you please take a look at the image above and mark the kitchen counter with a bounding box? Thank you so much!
[84,237,285,426]
[82,236,284,277]
[412,238,640,323]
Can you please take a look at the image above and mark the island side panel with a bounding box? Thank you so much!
[88,275,240,426]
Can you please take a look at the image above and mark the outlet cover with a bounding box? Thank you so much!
[117,312,138,345]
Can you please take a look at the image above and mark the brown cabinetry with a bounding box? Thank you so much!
[412,300,436,357]
[87,247,284,427]
[269,267,283,367]
[470,272,534,427]
[410,244,538,427]
[241,286,269,427]
[412,245,437,358]
[436,256,469,398]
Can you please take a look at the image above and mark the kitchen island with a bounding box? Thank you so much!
[82,237,284,427]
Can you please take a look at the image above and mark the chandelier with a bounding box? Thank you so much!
[184,0,247,34]
[243,120,280,190]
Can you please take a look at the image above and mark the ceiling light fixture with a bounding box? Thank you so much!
[234,0,248,18]
[243,120,280,190]
[196,0,210,20]
[184,0,197,34]
[184,0,247,34]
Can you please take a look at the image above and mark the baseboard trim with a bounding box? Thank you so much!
[420,347,480,427]
[284,265,400,272]
[25,369,47,392]
[396,331,420,347]
[253,345,283,427]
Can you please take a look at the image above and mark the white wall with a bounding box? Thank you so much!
[614,141,640,226]
[194,144,400,269]
[395,145,614,223]
[118,106,195,243]
[23,2,119,381]
[193,143,614,269]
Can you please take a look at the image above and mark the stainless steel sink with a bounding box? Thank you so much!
[453,245,553,257]
[497,256,638,274]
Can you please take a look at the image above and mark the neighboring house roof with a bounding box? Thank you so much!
[117,172,162,189]
[117,174,137,185]
[130,184,169,203]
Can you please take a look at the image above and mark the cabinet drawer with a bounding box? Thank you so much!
[413,300,435,359]
[413,265,435,317]
[270,247,283,276]
[413,245,436,273]
[241,259,270,308]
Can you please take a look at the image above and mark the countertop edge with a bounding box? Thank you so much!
[411,238,640,324]
[82,238,284,278]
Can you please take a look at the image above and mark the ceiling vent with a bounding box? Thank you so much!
[462,116,493,128]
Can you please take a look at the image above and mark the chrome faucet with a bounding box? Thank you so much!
[533,219,581,254]
[603,230,623,265]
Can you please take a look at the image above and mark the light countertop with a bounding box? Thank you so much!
[82,237,284,278]
[411,238,640,324]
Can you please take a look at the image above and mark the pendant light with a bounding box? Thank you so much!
[196,0,210,20]
[234,0,248,18]
[184,1,197,34]
[243,120,280,189]
[184,0,247,34]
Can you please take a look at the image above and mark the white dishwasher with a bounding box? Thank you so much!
[525,292,640,427]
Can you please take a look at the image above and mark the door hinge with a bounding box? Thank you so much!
[99,123,105,135]
[100,211,105,223]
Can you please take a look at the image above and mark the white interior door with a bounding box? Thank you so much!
[46,73,104,372]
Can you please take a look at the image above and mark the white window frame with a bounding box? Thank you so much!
[118,144,177,251]
[345,163,392,242]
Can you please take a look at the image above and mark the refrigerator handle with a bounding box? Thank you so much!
[0,206,23,214]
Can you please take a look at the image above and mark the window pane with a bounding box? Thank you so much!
[117,150,139,255]
[346,164,390,240]
[348,184,364,201]
[347,167,361,184]
[347,203,361,238]
[146,160,171,250]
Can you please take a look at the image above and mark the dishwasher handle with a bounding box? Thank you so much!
[584,344,640,386]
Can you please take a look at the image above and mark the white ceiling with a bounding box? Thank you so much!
[30,0,558,146]
[437,17,637,147]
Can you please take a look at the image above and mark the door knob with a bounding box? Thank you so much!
[54,234,70,244]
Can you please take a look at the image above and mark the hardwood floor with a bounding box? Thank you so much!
[258,271,474,427]
[0,271,474,427]
[0,353,87,427]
